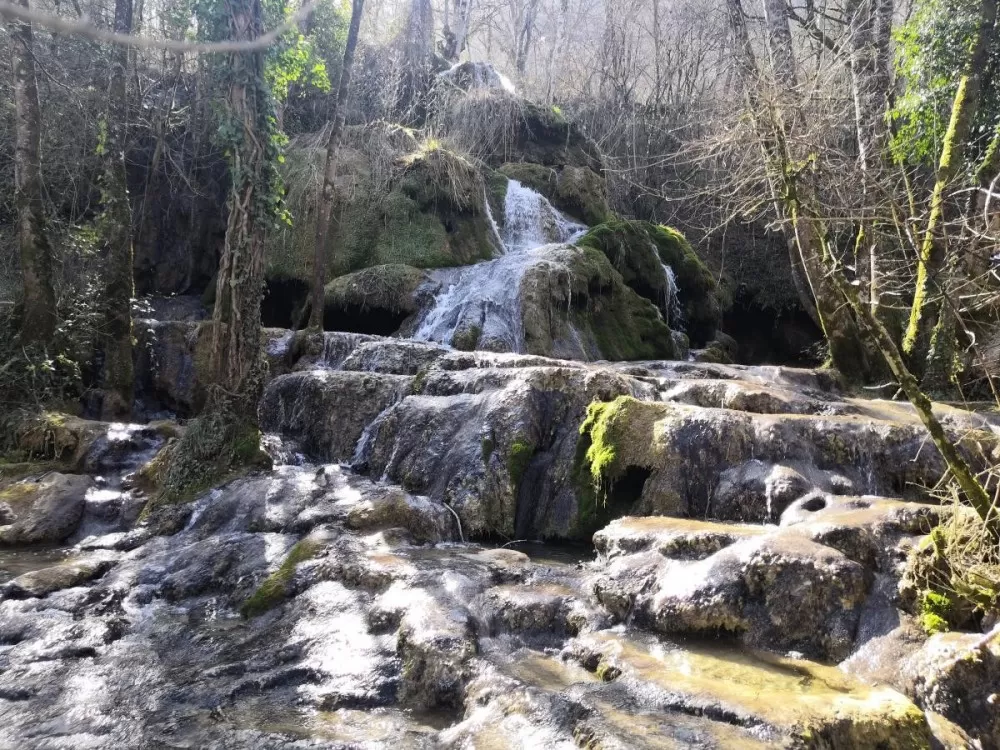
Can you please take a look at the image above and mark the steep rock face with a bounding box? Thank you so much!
[259,370,413,462]
[322,264,429,335]
[519,245,677,361]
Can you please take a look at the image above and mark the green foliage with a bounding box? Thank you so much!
[891,0,1000,168]
[150,401,271,510]
[903,521,1000,633]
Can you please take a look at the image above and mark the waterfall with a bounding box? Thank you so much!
[413,180,587,351]
[661,263,684,330]
[503,179,586,253]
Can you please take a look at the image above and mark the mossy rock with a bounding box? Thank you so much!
[265,136,500,294]
[578,219,723,346]
[323,265,429,334]
[242,536,325,617]
[520,245,676,362]
[499,162,610,226]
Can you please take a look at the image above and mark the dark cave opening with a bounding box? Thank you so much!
[722,291,823,366]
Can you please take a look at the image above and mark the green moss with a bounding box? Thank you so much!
[920,590,952,634]
[568,248,677,361]
[451,324,482,351]
[324,264,428,321]
[241,537,324,618]
[147,410,271,513]
[0,482,38,506]
[571,397,650,538]
[481,435,495,463]
[266,137,498,288]
[508,440,536,489]
[577,219,722,345]
[594,660,621,682]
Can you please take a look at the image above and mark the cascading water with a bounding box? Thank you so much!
[661,263,683,330]
[412,180,587,351]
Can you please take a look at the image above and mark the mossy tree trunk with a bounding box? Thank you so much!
[99,0,136,420]
[309,0,365,330]
[11,0,57,345]
[209,0,271,415]
[903,0,998,369]
[817,232,998,538]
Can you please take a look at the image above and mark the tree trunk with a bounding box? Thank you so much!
[309,0,365,330]
[847,0,892,316]
[515,0,540,75]
[760,0,873,381]
[100,0,136,420]
[903,0,998,364]
[11,0,56,345]
[545,0,568,102]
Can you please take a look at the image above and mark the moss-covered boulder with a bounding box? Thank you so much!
[577,219,723,346]
[323,264,429,335]
[265,128,500,302]
[520,245,677,361]
[498,162,610,226]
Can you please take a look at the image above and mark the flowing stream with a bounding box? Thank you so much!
[412,179,586,351]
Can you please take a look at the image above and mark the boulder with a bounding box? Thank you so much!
[3,553,118,598]
[901,627,1000,748]
[0,473,91,545]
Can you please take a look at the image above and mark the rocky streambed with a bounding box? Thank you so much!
[1,329,999,748]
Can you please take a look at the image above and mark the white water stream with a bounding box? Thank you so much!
[412,180,586,351]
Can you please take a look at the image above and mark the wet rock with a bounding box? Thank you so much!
[4,553,118,598]
[397,594,477,710]
[592,522,870,660]
[0,473,91,545]
[901,627,1000,748]
[577,397,991,521]
[345,488,455,543]
[474,583,580,638]
[260,371,412,462]
[341,339,447,375]
[134,319,208,415]
[594,516,766,560]
[566,631,932,749]
[359,365,653,539]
